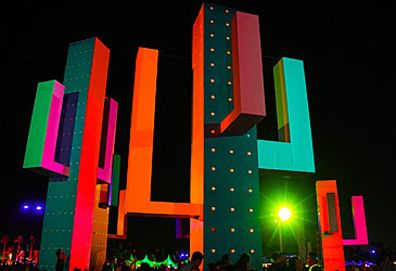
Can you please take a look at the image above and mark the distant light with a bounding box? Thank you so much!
[370,249,376,254]
[23,205,29,209]
[278,207,292,222]
[36,205,43,210]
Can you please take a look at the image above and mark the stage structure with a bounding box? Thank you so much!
[23,3,368,271]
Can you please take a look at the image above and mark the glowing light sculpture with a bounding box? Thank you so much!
[23,38,119,271]
[342,196,368,245]
[316,181,369,270]
[257,58,315,173]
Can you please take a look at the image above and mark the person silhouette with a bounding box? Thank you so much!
[55,248,66,271]
[180,251,204,271]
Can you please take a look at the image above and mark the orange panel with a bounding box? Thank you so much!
[120,47,202,244]
[190,5,205,256]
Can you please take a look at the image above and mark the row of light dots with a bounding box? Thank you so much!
[211,227,255,233]
[208,5,231,14]
[210,148,252,156]
[210,167,254,174]
[210,206,255,213]
[210,248,256,254]
[210,186,254,193]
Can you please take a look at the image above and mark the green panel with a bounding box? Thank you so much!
[111,154,121,206]
[203,4,262,270]
[23,80,56,168]
[257,58,315,173]
[38,38,96,270]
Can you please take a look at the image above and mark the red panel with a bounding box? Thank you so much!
[69,38,110,270]
[220,11,265,135]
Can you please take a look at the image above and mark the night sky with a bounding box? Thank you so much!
[2,1,395,250]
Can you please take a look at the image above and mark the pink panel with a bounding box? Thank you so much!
[234,11,265,116]
[97,98,118,183]
[343,196,369,245]
[42,81,70,176]
[219,11,265,135]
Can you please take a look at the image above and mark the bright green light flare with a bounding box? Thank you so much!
[278,207,292,222]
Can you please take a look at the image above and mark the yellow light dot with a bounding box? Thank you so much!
[210,147,216,152]
[230,228,235,232]
[210,94,216,99]
[210,166,216,171]
[229,149,234,154]
[247,170,253,174]
[229,187,235,192]
[229,168,234,173]
[230,207,235,212]
[246,151,252,156]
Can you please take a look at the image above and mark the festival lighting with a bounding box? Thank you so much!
[278,207,292,222]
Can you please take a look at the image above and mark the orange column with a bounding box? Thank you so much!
[316,180,346,271]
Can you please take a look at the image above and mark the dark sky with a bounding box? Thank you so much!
[2,1,395,249]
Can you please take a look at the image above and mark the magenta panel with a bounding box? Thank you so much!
[343,196,368,245]
[97,98,118,183]
[42,81,70,176]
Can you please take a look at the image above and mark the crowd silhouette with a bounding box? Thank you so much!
[1,234,395,271]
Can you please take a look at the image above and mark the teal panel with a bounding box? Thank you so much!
[38,38,96,270]
[204,5,234,124]
[203,4,262,270]
[257,58,315,173]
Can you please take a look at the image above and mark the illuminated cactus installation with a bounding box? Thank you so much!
[23,38,120,271]
[115,3,317,269]
[23,3,369,271]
